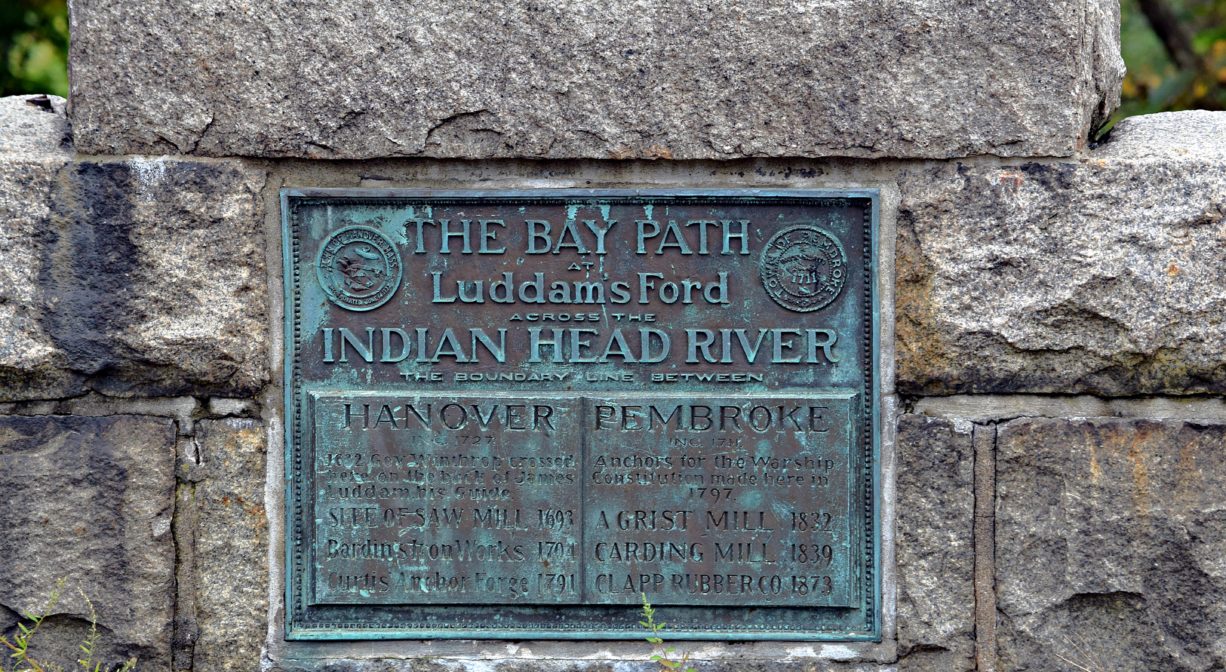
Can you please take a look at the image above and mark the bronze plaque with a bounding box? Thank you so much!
[283,189,881,640]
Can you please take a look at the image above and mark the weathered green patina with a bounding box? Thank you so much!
[282,189,881,640]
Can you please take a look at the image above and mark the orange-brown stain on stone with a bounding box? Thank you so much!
[1088,439,1102,485]
[993,170,1025,191]
[1125,427,1153,518]
[219,425,268,531]
[236,426,264,450]
[1167,263,1180,277]
[608,145,674,160]
[894,214,959,393]
[643,145,674,160]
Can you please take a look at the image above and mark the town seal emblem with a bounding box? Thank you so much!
[759,225,847,313]
[316,226,402,311]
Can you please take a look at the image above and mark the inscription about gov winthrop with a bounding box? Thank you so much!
[283,190,880,640]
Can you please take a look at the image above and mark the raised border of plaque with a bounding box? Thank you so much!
[282,189,882,641]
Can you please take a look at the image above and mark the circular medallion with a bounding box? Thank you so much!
[316,226,402,311]
[759,225,847,313]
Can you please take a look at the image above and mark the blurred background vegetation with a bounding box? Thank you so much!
[1,0,67,99]
[1119,0,1226,119]
[0,0,1223,123]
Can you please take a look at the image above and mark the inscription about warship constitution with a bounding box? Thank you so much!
[283,189,881,640]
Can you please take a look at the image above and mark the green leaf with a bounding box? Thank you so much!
[1193,26,1226,52]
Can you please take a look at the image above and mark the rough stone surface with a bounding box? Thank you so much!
[995,418,1226,671]
[0,415,177,672]
[191,419,269,672]
[70,0,1121,160]
[0,99,77,400]
[894,415,976,671]
[896,111,1226,396]
[0,97,270,400]
[1097,109,1226,161]
[0,95,71,155]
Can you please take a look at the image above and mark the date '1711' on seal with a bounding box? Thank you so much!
[759,224,848,313]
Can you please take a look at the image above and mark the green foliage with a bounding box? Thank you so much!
[1110,0,1226,130]
[0,580,136,672]
[639,594,696,672]
[0,0,68,97]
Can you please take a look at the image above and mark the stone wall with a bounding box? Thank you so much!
[68,0,1122,160]
[2,1,1225,670]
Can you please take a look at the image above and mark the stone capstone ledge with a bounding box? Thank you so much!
[995,417,1226,671]
[896,111,1226,396]
[68,0,1121,160]
[0,414,177,672]
[0,96,269,401]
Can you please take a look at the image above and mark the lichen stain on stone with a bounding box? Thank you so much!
[235,425,264,450]
[1137,347,1199,395]
[127,156,169,198]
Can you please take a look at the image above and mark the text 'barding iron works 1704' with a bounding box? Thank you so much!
[282,189,882,640]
